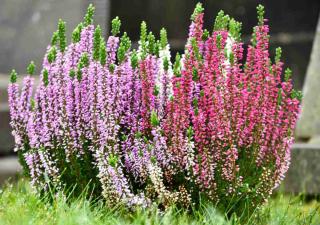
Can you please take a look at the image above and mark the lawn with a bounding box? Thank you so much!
[0,179,319,225]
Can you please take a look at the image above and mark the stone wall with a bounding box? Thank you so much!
[0,0,109,75]
[296,14,320,140]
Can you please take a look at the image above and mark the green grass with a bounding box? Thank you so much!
[0,179,319,225]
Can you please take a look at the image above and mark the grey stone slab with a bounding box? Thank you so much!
[283,143,320,194]
[0,156,21,185]
[296,15,320,139]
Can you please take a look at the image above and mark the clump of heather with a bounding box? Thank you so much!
[8,3,301,217]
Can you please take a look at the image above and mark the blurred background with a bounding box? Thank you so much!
[0,0,319,189]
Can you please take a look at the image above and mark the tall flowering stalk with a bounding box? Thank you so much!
[8,3,301,217]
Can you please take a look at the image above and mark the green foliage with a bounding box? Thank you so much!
[202,29,210,41]
[191,37,202,61]
[47,46,57,64]
[130,50,139,69]
[216,34,222,50]
[77,53,89,80]
[154,40,161,57]
[117,32,131,63]
[93,25,102,61]
[275,47,282,63]
[100,40,107,65]
[150,110,160,127]
[229,19,242,41]
[147,32,156,55]
[160,28,168,49]
[257,4,265,26]
[140,21,148,59]
[251,27,257,47]
[284,68,292,82]
[163,57,169,71]
[153,85,160,96]
[30,98,36,111]
[229,52,234,65]
[58,19,67,52]
[173,53,181,77]
[277,89,283,106]
[191,2,204,21]
[214,10,230,31]
[69,69,76,78]
[27,61,35,75]
[187,126,194,139]
[135,131,143,139]
[111,16,121,36]
[150,155,157,164]
[84,4,95,26]
[10,69,17,83]
[192,97,198,107]
[43,69,49,86]
[51,31,59,46]
[79,53,89,68]
[108,154,119,168]
[192,67,198,81]
[109,64,115,73]
[72,23,83,43]
[291,90,303,102]
[140,21,147,42]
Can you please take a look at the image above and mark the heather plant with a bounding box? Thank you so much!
[8,3,301,218]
